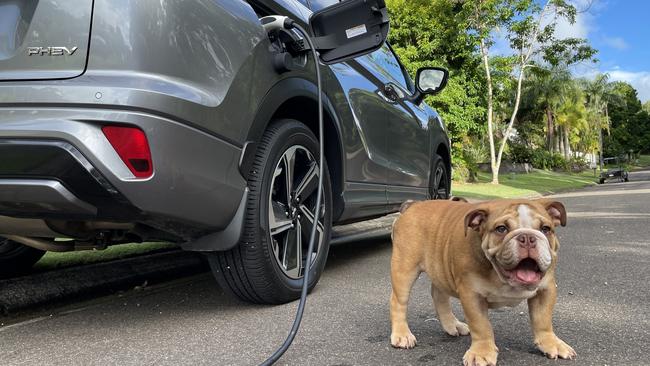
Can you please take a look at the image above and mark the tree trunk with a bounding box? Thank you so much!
[495,65,527,185]
[558,128,565,157]
[546,107,554,152]
[563,125,571,159]
[599,103,609,171]
[598,125,604,171]
[553,127,557,152]
[480,39,498,184]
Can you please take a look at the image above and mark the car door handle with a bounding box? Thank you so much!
[377,89,394,103]
[383,84,399,101]
[380,83,405,103]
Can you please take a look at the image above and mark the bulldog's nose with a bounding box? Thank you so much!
[517,234,537,248]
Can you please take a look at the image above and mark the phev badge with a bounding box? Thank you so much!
[27,47,78,56]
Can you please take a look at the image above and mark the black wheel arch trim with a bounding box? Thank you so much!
[240,77,346,220]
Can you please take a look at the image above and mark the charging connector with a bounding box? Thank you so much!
[262,16,309,73]
[258,16,325,366]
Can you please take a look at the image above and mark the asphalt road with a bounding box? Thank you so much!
[2,171,649,366]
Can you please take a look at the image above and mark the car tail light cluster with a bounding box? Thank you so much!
[102,126,153,179]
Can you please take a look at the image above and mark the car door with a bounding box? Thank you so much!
[354,46,431,200]
[305,1,431,210]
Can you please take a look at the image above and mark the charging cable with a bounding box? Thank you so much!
[258,16,325,366]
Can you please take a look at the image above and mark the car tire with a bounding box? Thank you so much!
[0,238,45,278]
[429,154,450,200]
[207,119,332,304]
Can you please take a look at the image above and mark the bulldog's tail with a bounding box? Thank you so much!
[399,200,417,213]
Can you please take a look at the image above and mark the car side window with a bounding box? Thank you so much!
[308,0,339,11]
[359,44,414,93]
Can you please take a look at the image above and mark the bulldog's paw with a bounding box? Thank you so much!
[390,331,417,349]
[442,320,470,337]
[535,334,576,360]
[463,342,498,366]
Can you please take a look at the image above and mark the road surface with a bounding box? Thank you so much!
[1,171,649,365]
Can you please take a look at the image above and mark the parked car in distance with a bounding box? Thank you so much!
[599,157,629,184]
[0,0,451,304]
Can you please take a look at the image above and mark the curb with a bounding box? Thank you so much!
[0,250,208,316]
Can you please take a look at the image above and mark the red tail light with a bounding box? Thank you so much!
[102,126,153,179]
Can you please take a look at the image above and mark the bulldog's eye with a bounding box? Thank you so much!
[495,225,508,234]
[541,225,552,234]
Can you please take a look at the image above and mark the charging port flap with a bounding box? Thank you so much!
[309,0,389,64]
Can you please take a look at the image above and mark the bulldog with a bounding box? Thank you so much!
[389,198,575,366]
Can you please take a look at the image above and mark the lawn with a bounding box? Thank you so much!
[33,242,177,272]
[632,155,650,170]
[453,169,598,200]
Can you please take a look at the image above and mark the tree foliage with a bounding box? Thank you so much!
[385,0,648,181]
[460,0,595,183]
[386,0,487,164]
[604,82,650,155]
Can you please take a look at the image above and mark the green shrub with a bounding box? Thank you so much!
[461,143,487,182]
[551,153,569,171]
[477,141,588,173]
[568,156,589,172]
[452,162,470,182]
[451,139,487,183]
[531,149,553,170]
[507,143,533,163]
[451,144,469,183]
[527,149,574,171]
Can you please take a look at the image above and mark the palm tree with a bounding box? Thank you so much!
[580,74,623,170]
[526,67,572,153]
[555,80,588,159]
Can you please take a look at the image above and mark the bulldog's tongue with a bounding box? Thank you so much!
[514,268,539,283]
[513,259,541,284]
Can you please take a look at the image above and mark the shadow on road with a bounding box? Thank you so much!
[326,238,391,271]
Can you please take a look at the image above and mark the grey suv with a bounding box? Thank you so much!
[0,0,451,304]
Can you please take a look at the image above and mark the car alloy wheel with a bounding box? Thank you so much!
[430,154,449,200]
[268,145,324,279]
[207,119,332,304]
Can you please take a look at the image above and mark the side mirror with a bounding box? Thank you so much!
[410,67,449,104]
[309,0,390,64]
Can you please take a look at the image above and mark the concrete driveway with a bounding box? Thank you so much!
[1,171,649,365]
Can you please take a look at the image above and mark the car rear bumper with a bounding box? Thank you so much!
[0,178,97,216]
[0,107,247,238]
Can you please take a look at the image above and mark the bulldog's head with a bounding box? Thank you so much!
[464,199,567,289]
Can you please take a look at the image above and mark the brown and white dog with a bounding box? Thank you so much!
[390,198,575,366]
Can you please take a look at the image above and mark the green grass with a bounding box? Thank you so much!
[453,169,598,200]
[33,242,176,272]
[632,155,650,170]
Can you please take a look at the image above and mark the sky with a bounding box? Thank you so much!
[494,0,650,102]
[568,0,650,102]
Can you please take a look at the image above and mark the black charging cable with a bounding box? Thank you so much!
[258,18,325,366]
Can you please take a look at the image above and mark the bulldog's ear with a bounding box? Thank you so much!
[540,200,567,227]
[464,209,488,236]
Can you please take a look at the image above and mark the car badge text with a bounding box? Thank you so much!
[27,46,78,56]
